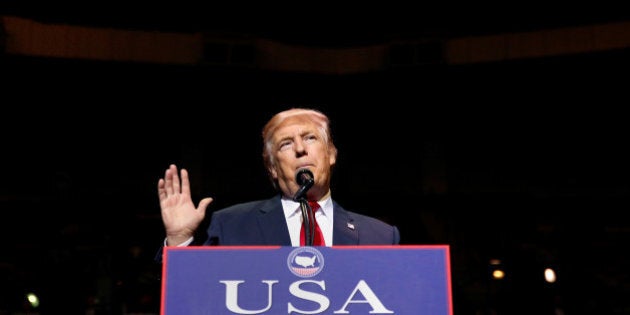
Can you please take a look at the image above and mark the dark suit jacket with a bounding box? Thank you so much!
[155,194,399,262]
[204,194,400,245]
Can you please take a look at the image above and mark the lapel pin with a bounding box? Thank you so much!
[347,222,355,230]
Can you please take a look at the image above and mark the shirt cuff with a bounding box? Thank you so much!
[164,237,194,247]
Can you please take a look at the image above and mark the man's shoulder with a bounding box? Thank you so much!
[333,202,394,228]
[213,195,281,216]
[348,210,394,227]
[333,202,400,244]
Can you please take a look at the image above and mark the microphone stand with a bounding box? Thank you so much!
[297,197,314,246]
[293,169,315,246]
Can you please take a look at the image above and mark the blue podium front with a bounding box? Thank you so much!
[162,245,452,314]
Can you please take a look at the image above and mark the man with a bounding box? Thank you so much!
[157,108,400,248]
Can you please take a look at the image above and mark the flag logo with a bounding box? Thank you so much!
[287,247,325,278]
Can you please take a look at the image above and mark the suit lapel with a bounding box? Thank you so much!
[257,196,292,245]
[251,196,359,246]
[332,204,359,245]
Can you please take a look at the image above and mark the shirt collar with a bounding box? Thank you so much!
[282,194,333,220]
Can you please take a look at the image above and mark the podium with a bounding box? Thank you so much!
[162,245,452,314]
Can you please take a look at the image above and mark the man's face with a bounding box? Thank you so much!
[269,117,336,199]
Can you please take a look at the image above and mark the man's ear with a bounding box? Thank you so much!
[269,167,278,179]
[329,147,337,166]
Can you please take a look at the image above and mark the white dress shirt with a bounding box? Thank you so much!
[281,195,334,246]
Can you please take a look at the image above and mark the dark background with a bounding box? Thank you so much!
[1,5,630,315]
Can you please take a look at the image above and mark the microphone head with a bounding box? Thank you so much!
[293,168,315,201]
[296,168,314,186]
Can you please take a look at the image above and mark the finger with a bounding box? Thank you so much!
[197,197,214,214]
[157,178,166,200]
[172,165,181,194]
[180,168,190,196]
[164,164,175,195]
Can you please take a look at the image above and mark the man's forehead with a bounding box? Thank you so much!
[273,118,317,138]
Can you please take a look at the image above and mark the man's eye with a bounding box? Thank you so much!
[279,142,293,151]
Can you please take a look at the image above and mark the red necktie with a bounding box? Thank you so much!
[300,201,325,246]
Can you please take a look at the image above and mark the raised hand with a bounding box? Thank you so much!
[158,164,213,246]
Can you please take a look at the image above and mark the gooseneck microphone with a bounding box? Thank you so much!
[293,168,314,201]
[293,168,315,246]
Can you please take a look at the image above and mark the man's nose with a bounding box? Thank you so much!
[295,139,307,154]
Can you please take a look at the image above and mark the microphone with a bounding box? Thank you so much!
[293,168,315,246]
[293,168,314,201]
[296,168,314,186]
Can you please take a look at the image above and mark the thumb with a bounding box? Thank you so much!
[197,197,214,214]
